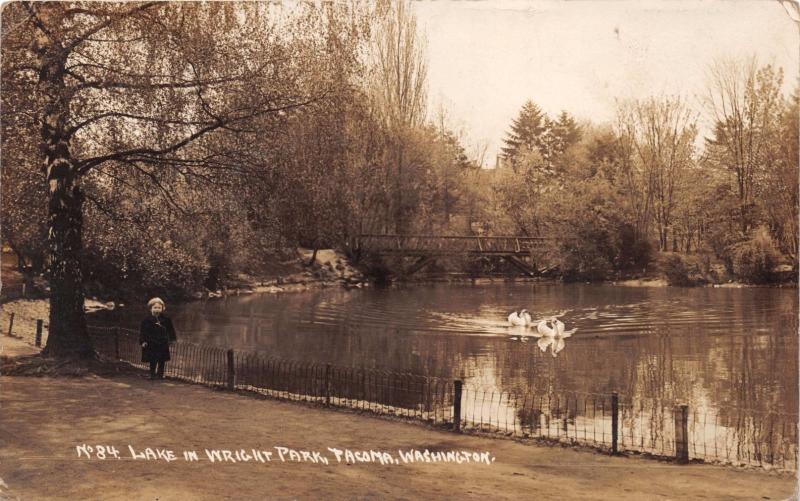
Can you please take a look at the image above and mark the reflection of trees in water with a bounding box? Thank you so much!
[488,294,798,464]
[514,392,584,438]
[99,284,797,465]
[164,291,490,377]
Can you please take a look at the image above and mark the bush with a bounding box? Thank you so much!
[551,179,655,281]
[559,234,614,281]
[360,254,392,284]
[730,227,781,283]
[614,223,654,273]
[662,254,693,286]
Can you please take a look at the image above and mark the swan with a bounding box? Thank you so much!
[536,319,554,336]
[536,317,578,356]
[553,318,578,338]
[538,317,577,337]
[508,309,532,327]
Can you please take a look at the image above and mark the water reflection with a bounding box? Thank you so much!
[95,283,798,466]
[535,335,565,355]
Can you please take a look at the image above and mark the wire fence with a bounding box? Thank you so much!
[1,310,47,347]
[2,313,796,472]
[85,324,456,426]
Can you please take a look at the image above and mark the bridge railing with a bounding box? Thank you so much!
[354,234,553,254]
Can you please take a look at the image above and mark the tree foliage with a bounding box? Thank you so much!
[2,1,797,362]
[1,1,485,356]
[489,61,796,280]
[704,59,785,234]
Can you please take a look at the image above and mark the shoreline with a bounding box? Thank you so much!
[185,248,369,299]
[3,246,795,310]
[393,274,796,289]
[2,274,794,322]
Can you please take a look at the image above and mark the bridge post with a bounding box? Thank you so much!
[402,256,436,278]
[503,255,536,277]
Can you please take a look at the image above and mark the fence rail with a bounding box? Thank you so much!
[2,313,796,472]
[353,234,554,255]
[0,283,26,299]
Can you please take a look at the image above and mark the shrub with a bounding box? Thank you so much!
[730,227,781,283]
[662,254,693,286]
[552,179,655,281]
[359,254,392,284]
[614,223,654,273]
[560,243,613,282]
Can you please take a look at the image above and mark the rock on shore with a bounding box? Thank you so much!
[249,248,366,294]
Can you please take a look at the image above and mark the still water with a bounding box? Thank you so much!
[97,282,798,464]
[109,282,798,415]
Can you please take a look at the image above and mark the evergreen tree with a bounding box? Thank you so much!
[500,101,548,165]
[550,111,583,156]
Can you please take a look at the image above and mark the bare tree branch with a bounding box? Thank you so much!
[75,95,326,174]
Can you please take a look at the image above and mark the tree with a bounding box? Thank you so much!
[704,58,784,234]
[235,2,373,260]
[490,147,552,236]
[543,111,583,167]
[615,96,697,250]
[0,89,47,282]
[501,102,583,172]
[760,89,799,261]
[500,100,548,168]
[1,2,323,357]
[369,0,428,234]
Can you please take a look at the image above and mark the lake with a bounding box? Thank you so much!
[97,282,799,467]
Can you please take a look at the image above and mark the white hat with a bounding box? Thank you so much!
[147,297,165,309]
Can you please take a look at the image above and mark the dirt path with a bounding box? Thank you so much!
[0,368,795,501]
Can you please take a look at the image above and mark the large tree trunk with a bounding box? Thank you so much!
[43,174,92,357]
[36,41,93,358]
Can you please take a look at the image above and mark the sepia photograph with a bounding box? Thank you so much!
[1,0,798,499]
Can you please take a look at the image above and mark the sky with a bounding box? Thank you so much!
[412,0,799,166]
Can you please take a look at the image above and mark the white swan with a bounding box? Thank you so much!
[508,309,532,327]
[536,317,578,356]
[536,319,555,336]
[553,318,578,338]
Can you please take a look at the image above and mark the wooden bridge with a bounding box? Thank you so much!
[351,234,557,277]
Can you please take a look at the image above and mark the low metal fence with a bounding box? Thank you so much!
[85,325,456,426]
[2,314,796,472]
[457,386,798,471]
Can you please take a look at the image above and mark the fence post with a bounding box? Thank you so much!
[611,392,619,455]
[453,379,463,432]
[6,312,14,337]
[674,404,689,463]
[226,349,235,390]
[35,319,43,347]
[325,364,331,406]
[113,327,120,359]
